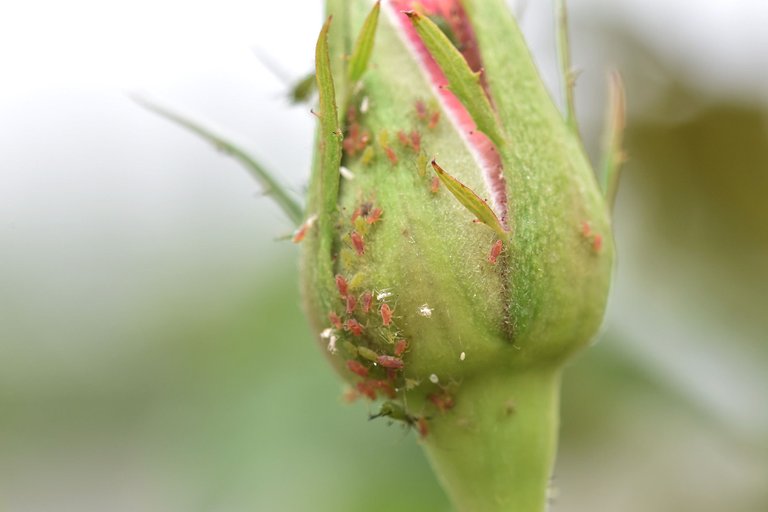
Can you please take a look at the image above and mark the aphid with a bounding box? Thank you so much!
[366,207,383,224]
[394,338,408,357]
[428,110,440,129]
[377,128,390,148]
[350,231,365,256]
[346,318,364,337]
[328,311,343,330]
[342,387,360,403]
[380,303,393,326]
[361,146,375,166]
[346,294,357,314]
[370,401,429,438]
[370,379,397,399]
[488,239,504,264]
[416,152,428,177]
[397,130,410,147]
[430,176,440,194]
[384,146,398,165]
[409,130,421,152]
[414,99,428,120]
[428,391,455,413]
[348,272,366,290]
[358,346,379,362]
[377,354,404,370]
[335,274,349,297]
[346,360,369,378]
[356,381,377,400]
[361,291,373,313]
[291,214,317,244]
[592,233,603,253]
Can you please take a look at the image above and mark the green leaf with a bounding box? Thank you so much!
[405,11,506,148]
[599,70,626,210]
[131,95,303,225]
[431,159,508,239]
[347,1,381,84]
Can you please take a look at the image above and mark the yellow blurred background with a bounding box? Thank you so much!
[1,1,766,510]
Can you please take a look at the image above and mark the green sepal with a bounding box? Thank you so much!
[304,16,343,316]
[405,10,507,149]
[555,0,578,134]
[599,70,626,210]
[347,1,381,84]
[131,95,303,225]
[431,159,508,240]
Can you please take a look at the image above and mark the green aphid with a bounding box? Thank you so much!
[358,346,379,362]
[361,146,375,166]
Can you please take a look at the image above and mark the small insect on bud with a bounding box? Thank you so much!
[346,318,364,337]
[291,214,317,244]
[350,231,365,256]
[366,207,383,224]
[394,339,408,357]
[328,311,343,330]
[430,176,440,194]
[358,346,380,362]
[356,381,377,400]
[488,239,504,264]
[335,274,349,297]
[346,294,357,314]
[360,291,373,313]
[347,360,369,378]
[380,303,393,326]
[377,355,405,370]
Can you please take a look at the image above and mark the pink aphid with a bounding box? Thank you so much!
[593,233,603,253]
[397,130,410,147]
[488,239,503,264]
[384,146,398,165]
[430,176,440,194]
[409,130,421,152]
[366,208,383,224]
[394,339,408,357]
[346,318,364,337]
[428,110,440,129]
[350,231,365,256]
[361,291,373,313]
[356,381,377,400]
[346,360,369,378]
[335,274,349,297]
[377,355,404,370]
[380,303,393,326]
[415,99,428,120]
[346,294,357,314]
[329,311,343,330]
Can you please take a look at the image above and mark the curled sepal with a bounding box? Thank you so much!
[431,159,508,240]
[599,70,626,210]
[405,10,506,148]
[347,1,381,84]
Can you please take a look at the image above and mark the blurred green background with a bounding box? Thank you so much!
[1,1,766,511]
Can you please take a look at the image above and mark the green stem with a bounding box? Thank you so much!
[421,366,561,512]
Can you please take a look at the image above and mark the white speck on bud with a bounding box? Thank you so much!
[418,304,433,317]
[360,96,370,114]
[320,328,333,339]
[376,289,393,301]
[340,166,355,180]
[327,335,338,354]
[460,351,466,361]
[429,373,439,384]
